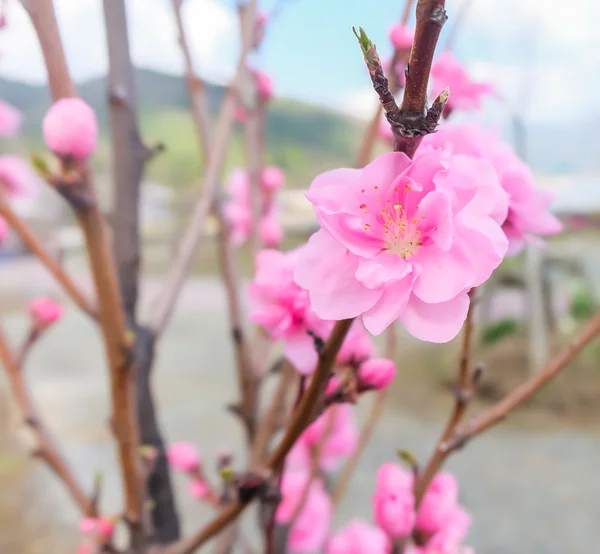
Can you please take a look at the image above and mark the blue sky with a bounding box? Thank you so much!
[1,0,599,125]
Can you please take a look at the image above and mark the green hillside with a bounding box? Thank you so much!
[1,69,362,190]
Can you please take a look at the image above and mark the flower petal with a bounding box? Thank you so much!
[362,275,416,335]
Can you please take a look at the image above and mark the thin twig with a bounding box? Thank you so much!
[0,194,96,318]
[148,0,258,337]
[165,319,354,554]
[446,308,600,451]
[414,296,475,505]
[0,322,91,514]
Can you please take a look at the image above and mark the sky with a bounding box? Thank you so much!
[1,0,599,125]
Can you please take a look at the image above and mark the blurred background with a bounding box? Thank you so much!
[2,0,600,552]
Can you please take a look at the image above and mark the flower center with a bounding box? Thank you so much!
[380,202,424,258]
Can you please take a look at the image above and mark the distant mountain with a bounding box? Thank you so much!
[2,69,598,190]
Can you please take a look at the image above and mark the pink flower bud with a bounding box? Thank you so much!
[166,441,200,472]
[0,217,7,244]
[0,155,41,197]
[259,212,284,248]
[255,71,273,102]
[188,479,210,500]
[96,517,115,538]
[325,374,343,395]
[373,463,415,538]
[234,106,248,123]
[0,99,22,137]
[28,297,63,327]
[260,166,285,192]
[78,517,97,534]
[327,519,390,554]
[359,358,396,390]
[416,472,459,534]
[389,23,414,50]
[76,545,90,554]
[43,98,98,160]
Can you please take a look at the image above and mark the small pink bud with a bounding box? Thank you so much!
[256,12,268,26]
[326,374,343,395]
[43,98,98,160]
[255,71,273,102]
[188,479,210,500]
[258,213,283,248]
[0,217,7,244]
[28,297,63,327]
[358,358,396,390]
[166,441,200,472]
[78,517,97,534]
[234,106,248,123]
[260,166,285,192]
[389,23,414,50]
[96,516,115,538]
[0,155,41,197]
[0,99,22,137]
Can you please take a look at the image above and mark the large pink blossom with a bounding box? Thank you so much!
[416,472,459,534]
[0,99,22,136]
[0,155,41,197]
[249,248,331,373]
[295,150,508,342]
[300,404,358,471]
[275,471,332,553]
[422,123,562,254]
[373,463,415,538]
[327,519,391,554]
[431,52,493,112]
[43,98,98,160]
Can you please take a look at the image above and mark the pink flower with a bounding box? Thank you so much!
[416,472,459,534]
[422,123,562,254]
[389,23,414,50]
[359,358,396,390]
[286,441,312,471]
[166,442,200,472]
[28,297,63,327]
[249,248,331,374]
[259,208,284,248]
[261,166,285,192]
[188,479,210,500]
[78,517,97,534]
[234,106,248,123]
[0,99,22,136]
[96,517,115,538]
[300,404,358,471]
[0,155,41,197]
[295,150,508,343]
[0,217,7,244]
[336,322,373,366]
[275,471,332,553]
[255,71,273,101]
[427,504,471,549]
[327,519,391,554]
[431,52,494,112]
[373,463,415,538]
[43,98,98,160]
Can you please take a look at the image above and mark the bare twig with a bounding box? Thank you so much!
[0,194,96,318]
[22,0,144,530]
[0,322,91,514]
[354,0,415,168]
[414,296,475,505]
[446,308,600,450]
[165,319,354,554]
[148,0,258,337]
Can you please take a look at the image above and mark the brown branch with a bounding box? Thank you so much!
[19,0,75,100]
[148,0,259,337]
[171,0,212,166]
[165,319,353,554]
[354,0,415,168]
[22,1,144,531]
[0,322,91,514]
[446,308,600,451]
[414,296,475,505]
[331,325,398,508]
[0,194,96,318]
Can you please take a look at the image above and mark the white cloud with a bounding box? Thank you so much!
[0,0,238,84]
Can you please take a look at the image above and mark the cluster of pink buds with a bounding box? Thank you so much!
[77,515,116,553]
[166,442,211,502]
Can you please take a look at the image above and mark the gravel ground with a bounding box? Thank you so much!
[0,267,599,553]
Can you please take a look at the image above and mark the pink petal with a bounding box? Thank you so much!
[417,190,453,250]
[285,330,319,375]
[355,252,411,289]
[362,275,416,335]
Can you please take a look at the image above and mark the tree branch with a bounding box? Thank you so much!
[102,1,179,542]
[165,319,354,554]
[0,322,92,515]
[0,193,96,318]
[148,0,259,337]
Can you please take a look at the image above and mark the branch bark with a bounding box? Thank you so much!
[0,193,96,318]
[102,1,179,543]
[0,322,91,515]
